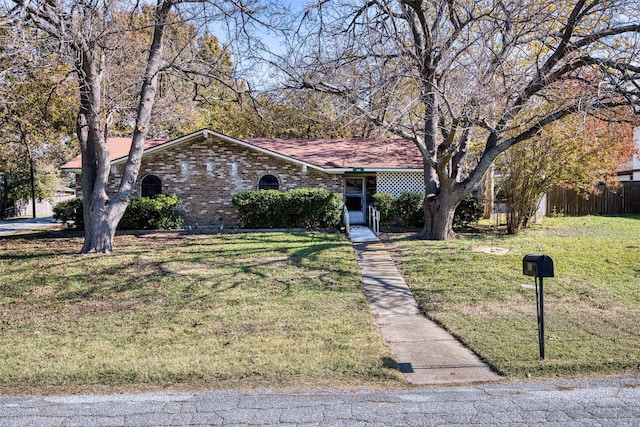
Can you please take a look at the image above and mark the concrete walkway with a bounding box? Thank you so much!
[349,226,501,385]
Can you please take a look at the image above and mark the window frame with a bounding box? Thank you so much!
[258,174,280,191]
[141,174,162,197]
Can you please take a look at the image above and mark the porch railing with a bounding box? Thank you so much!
[342,205,350,236]
[368,205,380,236]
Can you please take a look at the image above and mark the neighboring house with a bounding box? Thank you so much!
[616,126,640,181]
[61,129,425,225]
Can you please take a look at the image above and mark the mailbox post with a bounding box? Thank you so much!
[523,255,554,359]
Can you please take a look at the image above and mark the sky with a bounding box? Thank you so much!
[222,0,315,90]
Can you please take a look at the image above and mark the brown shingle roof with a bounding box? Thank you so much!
[61,131,423,171]
[61,137,170,170]
[243,137,423,170]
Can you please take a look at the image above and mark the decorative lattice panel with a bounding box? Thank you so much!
[376,172,424,196]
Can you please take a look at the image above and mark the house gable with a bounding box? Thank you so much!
[104,132,343,224]
[116,129,332,174]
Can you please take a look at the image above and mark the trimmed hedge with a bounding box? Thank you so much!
[53,194,184,230]
[394,191,424,227]
[232,188,343,228]
[371,192,395,225]
[118,194,184,230]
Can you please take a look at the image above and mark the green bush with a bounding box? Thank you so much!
[52,195,184,230]
[232,190,282,228]
[53,197,84,228]
[232,188,343,228]
[394,191,424,227]
[369,192,482,230]
[453,195,483,228]
[371,192,395,225]
[119,194,184,230]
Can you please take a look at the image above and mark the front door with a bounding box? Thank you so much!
[345,177,366,224]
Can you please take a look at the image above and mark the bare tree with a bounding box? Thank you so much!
[4,0,278,252]
[281,0,640,239]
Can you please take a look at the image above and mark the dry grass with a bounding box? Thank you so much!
[0,231,403,395]
[384,215,640,379]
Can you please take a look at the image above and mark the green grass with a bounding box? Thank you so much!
[384,215,640,379]
[2,216,637,394]
[0,232,403,395]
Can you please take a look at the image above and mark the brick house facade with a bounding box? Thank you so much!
[62,129,424,225]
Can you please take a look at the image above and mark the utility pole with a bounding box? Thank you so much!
[30,157,36,219]
[25,142,36,219]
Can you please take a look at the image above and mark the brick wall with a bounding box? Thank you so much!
[88,135,343,225]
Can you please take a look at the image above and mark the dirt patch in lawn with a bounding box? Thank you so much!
[471,245,510,255]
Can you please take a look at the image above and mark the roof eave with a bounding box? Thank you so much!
[324,168,423,173]
[108,129,328,173]
[61,167,82,173]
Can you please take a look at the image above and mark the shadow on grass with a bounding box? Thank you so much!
[379,224,511,244]
[2,231,362,308]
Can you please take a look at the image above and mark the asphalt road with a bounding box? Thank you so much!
[0,216,61,236]
[1,377,639,426]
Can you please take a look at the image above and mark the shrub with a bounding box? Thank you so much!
[369,192,483,230]
[119,194,184,230]
[232,189,342,228]
[53,195,184,230]
[394,191,424,227]
[371,192,395,225]
[453,195,483,228]
[232,190,282,228]
[283,188,343,228]
[53,197,84,228]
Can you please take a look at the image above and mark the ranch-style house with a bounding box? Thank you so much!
[62,129,426,226]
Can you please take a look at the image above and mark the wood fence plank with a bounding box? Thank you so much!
[546,182,640,216]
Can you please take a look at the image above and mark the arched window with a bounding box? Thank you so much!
[258,174,279,190]
[141,175,162,197]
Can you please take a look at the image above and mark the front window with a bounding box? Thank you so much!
[141,175,162,197]
[258,175,279,190]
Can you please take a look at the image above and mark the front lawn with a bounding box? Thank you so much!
[385,215,640,378]
[0,232,402,395]
[2,216,637,394]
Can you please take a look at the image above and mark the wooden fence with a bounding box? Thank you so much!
[1,193,75,219]
[546,182,640,216]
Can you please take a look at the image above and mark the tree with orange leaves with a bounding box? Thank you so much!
[498,114,636,234]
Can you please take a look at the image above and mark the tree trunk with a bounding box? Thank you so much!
[76,0,173,254]
[82,202,118,253]
[417,193,460,240]
[80,191,128,254]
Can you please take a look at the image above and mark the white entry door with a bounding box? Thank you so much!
[345,177,366,224]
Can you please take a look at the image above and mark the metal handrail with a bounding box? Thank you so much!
[368,205,380,236]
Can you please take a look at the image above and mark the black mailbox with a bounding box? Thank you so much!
[522,255,554,278]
